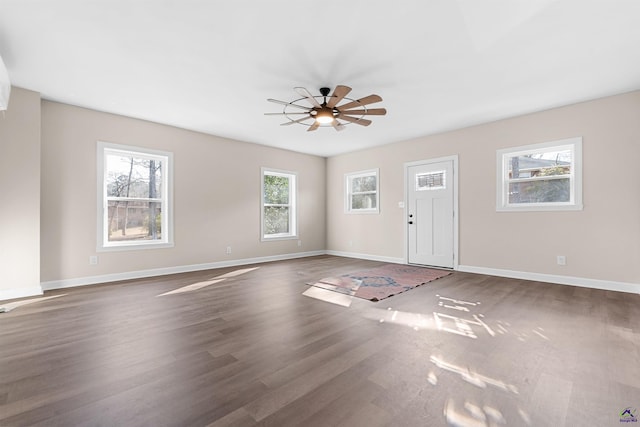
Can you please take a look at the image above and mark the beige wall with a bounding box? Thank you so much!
[327,91,640,285]
[2,88,638,299]
[0,87,42,299]
[40,102,326,284]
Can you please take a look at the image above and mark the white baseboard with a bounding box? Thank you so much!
[458,265,640,295]
[41,250,326,291]
[325,250,405,265]
[0,286,44,302]
[34,252,640,296]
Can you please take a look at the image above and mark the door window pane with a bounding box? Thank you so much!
[416,171,445,191]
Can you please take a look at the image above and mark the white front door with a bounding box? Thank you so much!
[407,160,455,268]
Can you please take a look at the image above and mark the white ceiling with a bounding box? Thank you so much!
[1,0,639,157]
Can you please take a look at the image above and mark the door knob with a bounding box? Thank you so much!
[408,221,413,225]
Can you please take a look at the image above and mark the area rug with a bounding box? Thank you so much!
[307,264,451,301]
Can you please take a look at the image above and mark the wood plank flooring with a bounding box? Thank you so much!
[1,255,639,426]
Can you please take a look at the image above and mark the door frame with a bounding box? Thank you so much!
[403,155,459,269]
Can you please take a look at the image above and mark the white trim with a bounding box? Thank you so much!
[41,250,325,291]
[344,168,380,214]
[0,286,44,302]
[458,265,640,295]
[403,155,459,269]
[325,250,404,265]
[35,254,640,295]
[496,137,583,212]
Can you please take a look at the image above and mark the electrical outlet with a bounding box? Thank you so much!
[226,246,232,255]
[557,255,566,265]
[89,255,98,265]
[297,240,302,247]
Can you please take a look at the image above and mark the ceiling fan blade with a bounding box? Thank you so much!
[341,108,387,116]
[337,114,372,126]
[267,98,312,111]
[327,85,352,108]
[336,94,383,111]
[331,120,346,131]
[294,87,322,108]
[264,112,310,116]
[307,121,320,132]
[281,116,314,126]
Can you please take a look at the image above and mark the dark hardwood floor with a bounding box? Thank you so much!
[1,255,639,426]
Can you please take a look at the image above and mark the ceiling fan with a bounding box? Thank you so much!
[265,85,386,132]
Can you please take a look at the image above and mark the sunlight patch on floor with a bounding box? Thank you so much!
[434,312,481,339]
[157,279,225,296]
[158,267,260,297]
[302,286,353,307]
[307,281,360,297]
[444,398,509,427]
[437,295,480,311]
[531,327,549,340]
[210,267,260,280]
[434,295,494,339]
[0,294,66,313]
[430,355,518,394]
[518,407,532,425]
[363,307,437,331]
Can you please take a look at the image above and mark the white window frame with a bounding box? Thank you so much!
[261,167,297,241]
[496,137,583,212]
[345,168,380,214]
[97,141,174,251]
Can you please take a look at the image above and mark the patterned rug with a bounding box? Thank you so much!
[308,264,451,301]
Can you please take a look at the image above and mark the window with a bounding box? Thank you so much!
[497,137,582,211]
[262,168,297,240]
[98,142,173,250]
[416,170,446,191]
[345,169,379,213]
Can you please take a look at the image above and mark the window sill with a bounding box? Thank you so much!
[345,209,380,215]
[496,204,583,212]
[98,241,174,252]
[261,234,298,242]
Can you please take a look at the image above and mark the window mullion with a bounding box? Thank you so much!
[508,175,570,184]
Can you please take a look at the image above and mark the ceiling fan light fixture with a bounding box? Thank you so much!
[315,108,334,124]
